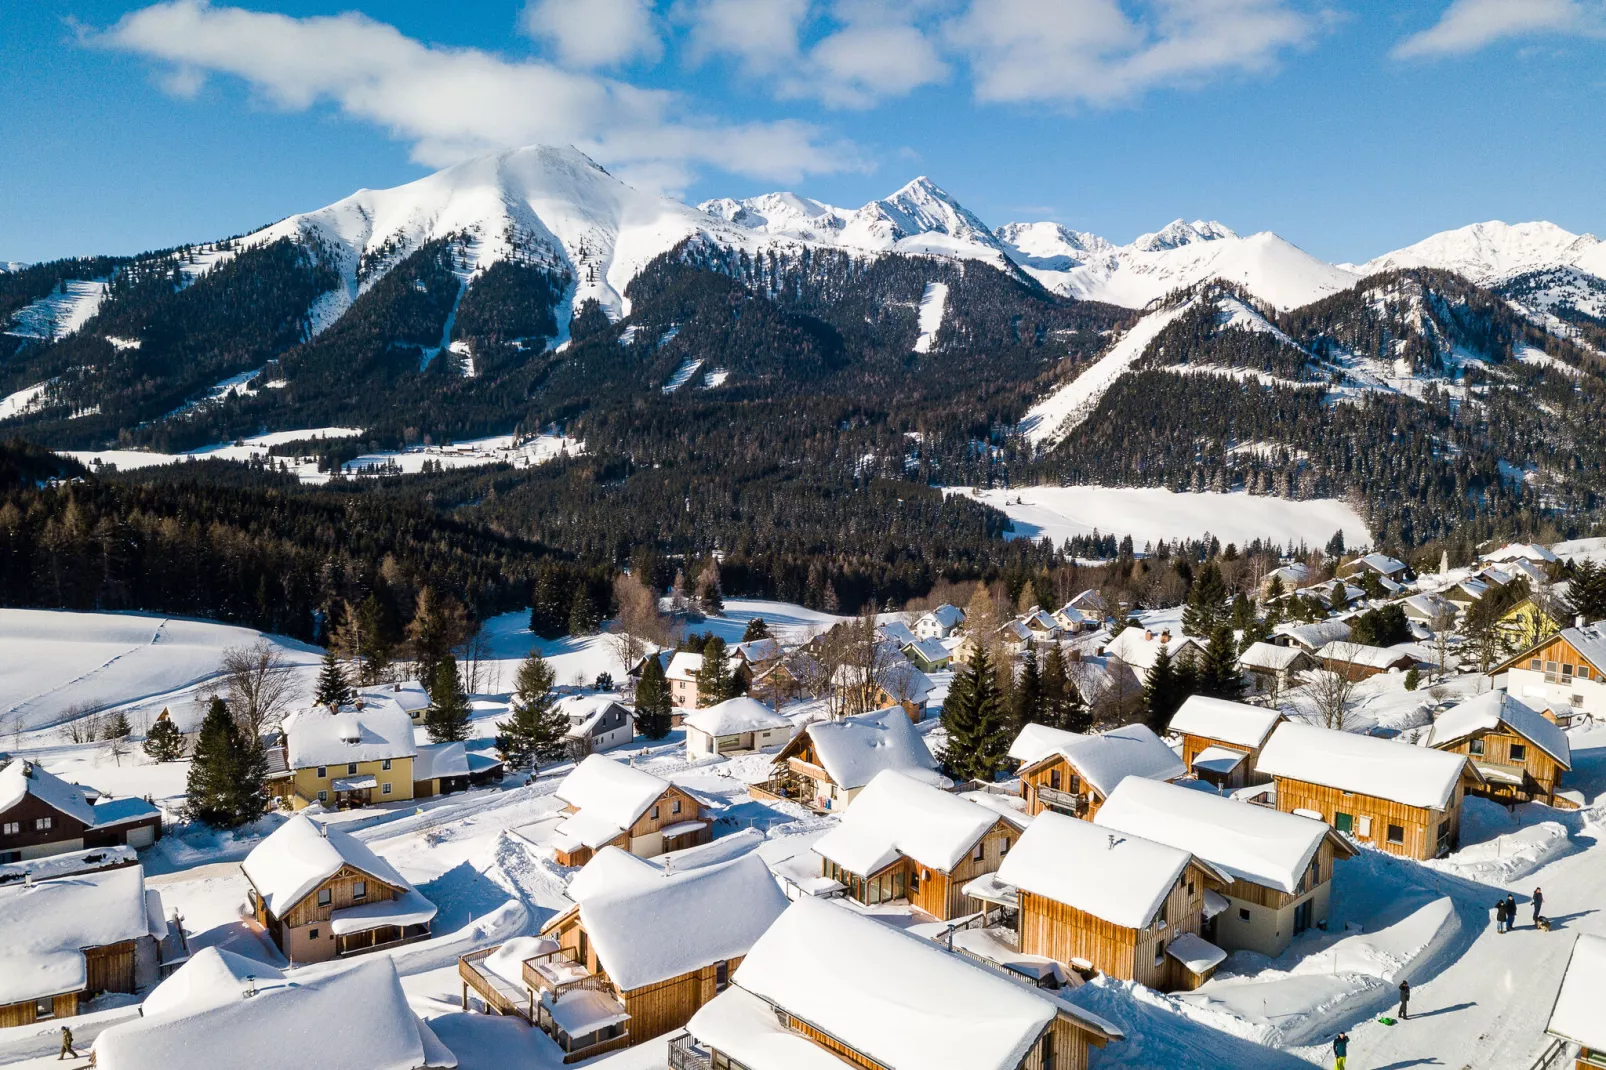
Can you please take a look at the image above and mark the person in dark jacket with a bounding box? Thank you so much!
[1333,1032,1349,1070]
[58,1027,78,1060]
[1505,893,1518,932]
[1495,899,1507,933]
[1533,887,1544,926]
[1398,979,1411,1020]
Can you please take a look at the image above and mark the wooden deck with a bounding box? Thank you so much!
[459,947,533,1022]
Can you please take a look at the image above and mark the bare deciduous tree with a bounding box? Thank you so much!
[1302,644,1362,731]
[221,640,296,742]
[606,572,672,674]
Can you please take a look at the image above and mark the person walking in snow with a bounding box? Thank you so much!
[58,1026,78,1060]
[1532,887,1544,927]
[1398,979,1410,1020]
[1332,1032,1349,1070]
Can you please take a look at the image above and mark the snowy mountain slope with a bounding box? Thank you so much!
[701,177,1012,267]
[1353,220,1606,284]
[5,279,109,340]
[997,220,1358,311]
[247,145,766,329]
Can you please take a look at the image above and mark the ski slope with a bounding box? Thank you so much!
[4,279,107,339]
[912,281,949,353]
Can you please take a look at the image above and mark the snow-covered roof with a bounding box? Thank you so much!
[360,680,430,713]
[920,604,965,629]
[1165,931,1227,975]
[330,888,437,935]
[685,696,792,737]
[1427,692,1571,769]
[483,936,560,988]
[554,754,671,830]
[91,796,162,827]
[1103,627,1204,671]
[1256,722,1472,810]
[0,759,98,827]
[689,984,872,1070]
[1315,641,1415,670]
[1274,619,1351,650]
[1354,552,1408,576]
[555,695,628,740]
[0,865,156,1004]
[1095,778,1340,895]
[1547,934,1606,1050]
[1008,722,1083,765]
[700,896,1117,1070]
[94,949,455,1070]
[1049,723,1187,797]
[242,813,415,917]
[734,637,781,663]
[1556,622,1606,671]
[1192,746,1247,775]
[880,660,933,704]
[1238,641,1310,673]
[545,988,630,1036]
[903,637,951,664]
[813,771,1001,876]
[799,707,941,790]
[1168,695,1283,750]
[284,699,417,770]
[665,650,703,681]
[412,742,469,781]
[959,789,1033,830]
[565,848,787,991]
[1484,542,1558,565]
[877,621,920,648]
[996,810,1193,929]
[1403,592,1456,619]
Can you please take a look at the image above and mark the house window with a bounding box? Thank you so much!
[382,759,392,771]
[1530,659,1542,671]
[1049,769,1061,790]
[1154,940,1166,967]
[1001,836,1011,856]
[1239,908,1251,921]
[1387,824,1405,845]
[1356,816,1373,838]
[1469,739,1485,755]
[672,799,682,815]
[1436,821,1451,856]
[1334,812,1353,833]
[2,821,17,835]
[1509,743,1527,762]
[308,928,320,939]
[715,960,730,992]
[382,783,392,795]
[650,806,660,820]
[317,888,332,907]
[1187,879,1194,896]
[353,881,367,901]
[35,997,55,1020]
[974,841,986,862]
[35,817,52,831]
[316,766,327,779]
[317,790,328,803]
[347,763,358,775]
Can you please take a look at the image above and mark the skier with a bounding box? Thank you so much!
[1398,978,1411,1020]
[58,1026,78,1060]
[1532,887,1544,927]
[1333,1031,1349,1070]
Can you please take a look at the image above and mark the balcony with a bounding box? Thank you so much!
[1035,785,1087,817]
[523,952,613,1000]
[667,1032,715,1070]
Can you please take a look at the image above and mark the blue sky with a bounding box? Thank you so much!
[4,0,1605,265]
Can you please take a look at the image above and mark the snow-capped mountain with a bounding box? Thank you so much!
[701,177,1011,267]
[1354,220,1606,284]
[244,145,764,328]
[995,218,1359,311]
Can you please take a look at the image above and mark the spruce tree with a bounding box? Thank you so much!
[1182,561,1227,637]
[695,636,735,706]
[424,656,472,743]
[186,697,265,828]
[1143,644,1182,733]
[1013,645,1043,733]
[496,651,568,769]
[143,711,185,761]
[1199,625,1245,701]
[741,617,771,642]
[529,567,567,639]
[633,654,674,740]
[939,646,1012,782]
[697,560,725,617]
[567,586,599,637]
[1040,645,1090,733]
[313,645,354,708]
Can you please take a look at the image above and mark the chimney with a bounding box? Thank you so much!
[1144,629,1154,641]
[245,975,257,998]
[1160,629,1171,643]
[1106,834,1116,851]
[318,821,328,839]
[1579,615,1588,630]
[24,871,32,889]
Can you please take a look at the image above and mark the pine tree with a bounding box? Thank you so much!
[568,586,599,637]
[1040,644,1090,733]
[143,711,185,761]
[185,697,265,828]
[697,559,725,616]
[1570,560,1606,624]
[424,656,472,743]
[313,645,354,708]
[496,652,568,769]
[1182,561,1228,637]
[1013,644,1043,733]
[529,567,568,639]
[695,635,736,706]
[102,711,132,740]
[741,617,771,642]
[939,646,1012,783]
[1144,644,1183,733]
[1199,625,1245,701]
[633,654,674,740]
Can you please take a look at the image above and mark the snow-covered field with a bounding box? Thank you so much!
[954,485,1372,548]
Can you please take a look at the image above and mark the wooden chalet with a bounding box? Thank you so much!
[1492,620,1606,725]
[1010,722,1185,819]
[461,848,787,1063]
[1238,642,1317,697]
[1256,722,1482,860]
[1426,691,1574,807]
[1095,778,1356,959]
[679,896,1124,1070]
[550,755,711,866]
[813,770,1023,921]
[995,810,1230,992]
[1314,641,1417,680]
[1544,933,1606,1070]
[0,759,162,864]
[750,706,943,813]
[0,866,166,1027]
[242,814,435,964]
[1167,696,1283,790]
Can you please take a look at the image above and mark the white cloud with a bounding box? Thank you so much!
[676,0,810,74]
[946,0,1315,106]
[98,0,860,183]
[521,0,662,68]
[803,19,950,107]
[1392,0,1601,59]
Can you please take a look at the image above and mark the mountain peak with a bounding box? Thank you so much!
[1359,219,1603,284]
[1131,219,1237,252]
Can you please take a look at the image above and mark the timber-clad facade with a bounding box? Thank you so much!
[249,861,429,963]
[822,817,1018,920]
[0,940,139,1028]
[551,783,711,867]
[1271,776,1466,861]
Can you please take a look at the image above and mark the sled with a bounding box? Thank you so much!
[1376,1016,1397,1026]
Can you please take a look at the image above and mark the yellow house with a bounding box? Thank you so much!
[1497,595,1564,651]
[277,699,417,810]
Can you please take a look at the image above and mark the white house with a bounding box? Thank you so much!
[555,695,635,759]
[1494,620,1606,723]
[684,697,794,760]
[1273,619,1352,653]
[1102,626,1206,684]
[1484,542,1558,566]
[361,680,431,724]
[914,604,966,640]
